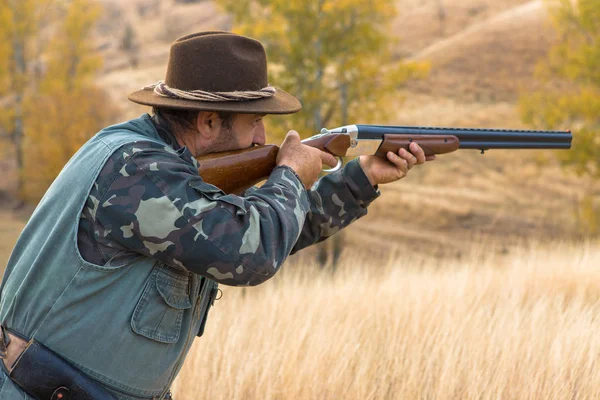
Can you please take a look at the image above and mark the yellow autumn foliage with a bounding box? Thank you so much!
[40,0,103,93]
[519,0,600,234]
[21,87,117,201]
[520,0,600,177]
[0,0,53,159]
[0,0,119,203]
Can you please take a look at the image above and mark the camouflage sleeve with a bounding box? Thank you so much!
[292,158,379,252]
[244,158,380,253]
[95,142,310,286]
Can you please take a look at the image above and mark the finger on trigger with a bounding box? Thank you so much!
[321,151,338,168]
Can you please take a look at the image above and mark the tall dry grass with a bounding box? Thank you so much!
[172,241,600,400]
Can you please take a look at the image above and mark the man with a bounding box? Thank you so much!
[0,32,431,399]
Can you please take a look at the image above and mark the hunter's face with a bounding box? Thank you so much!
[191,112,267,156]
[221,113,267,150]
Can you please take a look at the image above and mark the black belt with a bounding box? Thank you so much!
[0,326,118,400]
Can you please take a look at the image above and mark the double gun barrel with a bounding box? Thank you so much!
[356,125,573,152]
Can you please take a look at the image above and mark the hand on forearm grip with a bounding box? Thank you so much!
[359,142,435,186]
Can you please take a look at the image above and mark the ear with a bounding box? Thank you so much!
[196,111,221,139]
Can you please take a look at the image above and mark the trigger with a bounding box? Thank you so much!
[323,157,343,173]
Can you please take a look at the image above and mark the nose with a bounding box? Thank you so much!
[253,121,266,146]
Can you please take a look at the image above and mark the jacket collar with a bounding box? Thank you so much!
[141,113,199,169]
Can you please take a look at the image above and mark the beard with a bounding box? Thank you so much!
[208,126,241,153]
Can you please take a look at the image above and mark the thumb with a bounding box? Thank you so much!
[281,130,301,146]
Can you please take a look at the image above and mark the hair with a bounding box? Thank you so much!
[152,107,235,134]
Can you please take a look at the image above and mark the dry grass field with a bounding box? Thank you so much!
[0,212,597,399]
[172,240,600,400]
[0,0,598,399]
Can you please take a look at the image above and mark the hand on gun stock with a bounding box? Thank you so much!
[276,130,338,189]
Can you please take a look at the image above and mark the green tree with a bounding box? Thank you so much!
[519,0,600,234]
[215,0,428,266]
[215,0,429,140]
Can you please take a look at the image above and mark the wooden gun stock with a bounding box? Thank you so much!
[198,145,280,195]
[197,134,459,194]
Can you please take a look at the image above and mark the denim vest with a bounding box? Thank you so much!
[0,115,218,400]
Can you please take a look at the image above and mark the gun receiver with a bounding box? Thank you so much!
[197,124,572,194]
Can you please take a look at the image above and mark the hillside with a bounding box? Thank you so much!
[404,0,556,102]
[87,0,600,258]
[2,0,593,264]
[95,0,556,117]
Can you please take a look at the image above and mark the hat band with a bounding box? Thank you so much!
[143,81,276,102]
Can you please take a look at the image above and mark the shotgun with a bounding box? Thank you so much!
[197,124,573,194]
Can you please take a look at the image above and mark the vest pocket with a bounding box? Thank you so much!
[131,267,192,343]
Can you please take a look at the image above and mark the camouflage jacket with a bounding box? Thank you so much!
[77,115,380,286]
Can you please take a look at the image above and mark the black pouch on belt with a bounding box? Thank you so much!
[9,339,118,400]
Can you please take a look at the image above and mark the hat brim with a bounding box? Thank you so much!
[128,87,301,114]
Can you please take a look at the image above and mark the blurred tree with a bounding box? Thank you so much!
[20,0,119,203]
[137,0,161,17]
[436,0,447,37]
[121,23,140,68]
[519,0,600,234]
[0,0,53,196]
[21,88,117,202]
[39,0,103,93]
[215,0,429,267]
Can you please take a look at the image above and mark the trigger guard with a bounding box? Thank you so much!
[323,157,343,173]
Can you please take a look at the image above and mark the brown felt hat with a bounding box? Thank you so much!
[128,31,301,114]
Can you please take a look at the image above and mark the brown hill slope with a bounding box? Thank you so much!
[96,0,555,111]
[392,0,535,57]
[0,0,579,263]
[404,0,556,102]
